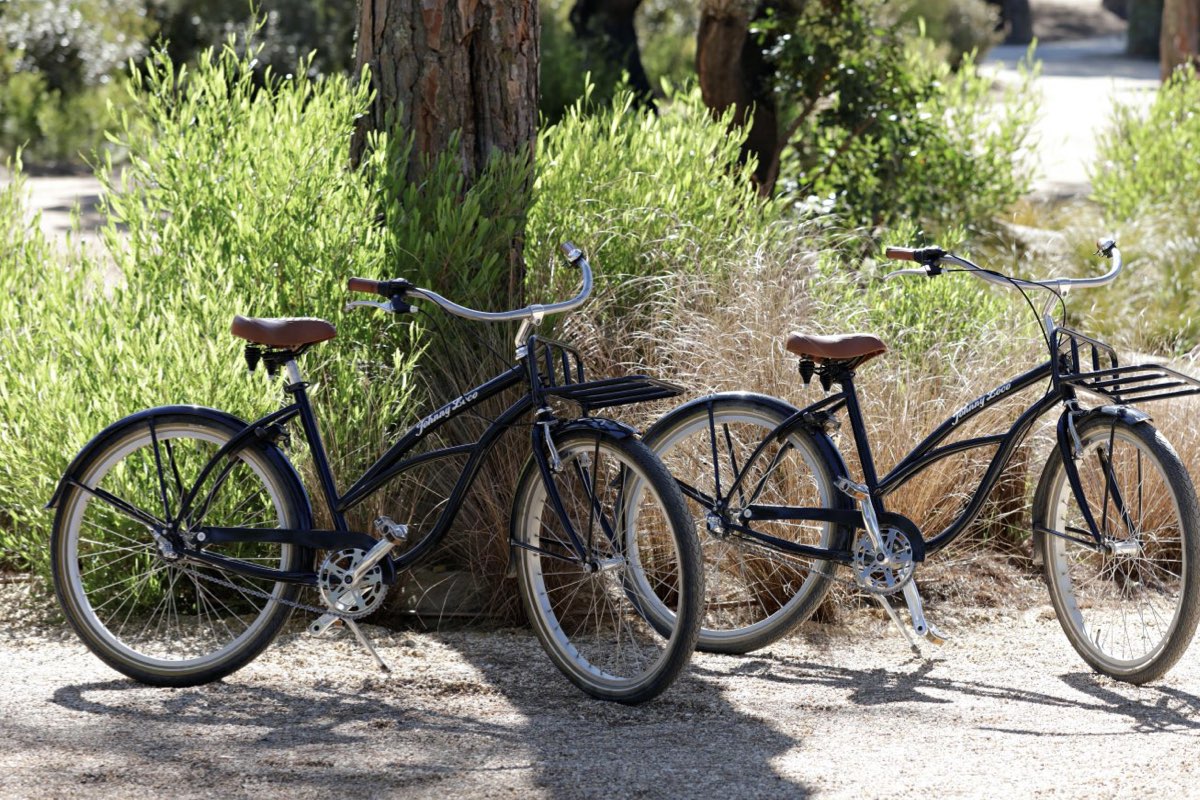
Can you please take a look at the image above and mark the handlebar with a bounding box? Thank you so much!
[346,241,593,324]
[882,237,1123,293]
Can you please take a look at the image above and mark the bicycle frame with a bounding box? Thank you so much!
[158,334,616,586]
[704,357,1117,563]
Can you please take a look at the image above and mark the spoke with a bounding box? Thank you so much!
[79,547,149,578]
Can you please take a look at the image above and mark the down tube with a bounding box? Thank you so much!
[386,392,535,571]
[881,362,1059,554]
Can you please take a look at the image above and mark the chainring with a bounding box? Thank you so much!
[318,548,388,617]
[852,526,917,595]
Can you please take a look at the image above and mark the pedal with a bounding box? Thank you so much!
[923,622,947,647]
[373,515,409,544]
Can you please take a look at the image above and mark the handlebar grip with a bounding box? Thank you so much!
[560,241,583,265]
[884,247,916,262]
[348,277,382,295]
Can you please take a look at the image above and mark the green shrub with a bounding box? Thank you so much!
[1084,66,1200,352]
[0,160,94,569]
[1093,65,1200,222]
[761,1,1036,233]
[0,68,134,164]
[0,41,423,576]
[528,82,786,289]
[894,0,1000,67]
[0,0,151,163]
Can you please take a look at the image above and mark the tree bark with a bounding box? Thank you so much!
[1161,0,1200,78]
[1127,0,1163,58]
[569,0,654,101]
[985,0,1034,44]
[351,0,539,187]
[696,0,778,193]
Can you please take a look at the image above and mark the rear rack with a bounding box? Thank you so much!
[526,335,684,414]
[1053,327,1200,404]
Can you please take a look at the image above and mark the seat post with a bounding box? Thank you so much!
[285,359,305,386]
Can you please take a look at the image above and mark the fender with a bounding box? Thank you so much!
[1094,404,1151,425]
[504,414,642,579]
[46,405,312,523]
[644,391,856,524]
[1030,404,1150,564]
[552,415,641,440]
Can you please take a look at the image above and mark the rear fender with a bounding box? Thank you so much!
[47,405,312,528]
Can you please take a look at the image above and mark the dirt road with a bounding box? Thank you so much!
[4,584,1199,800]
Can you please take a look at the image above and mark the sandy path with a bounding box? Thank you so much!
[985,33,1159,197]
[3,589,1199,799]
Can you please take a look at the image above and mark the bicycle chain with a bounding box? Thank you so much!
[724,533,909,596]
[173,561,371,621]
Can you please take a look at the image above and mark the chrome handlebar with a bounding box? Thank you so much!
[883,238,1123,292]
[345,242,593,323]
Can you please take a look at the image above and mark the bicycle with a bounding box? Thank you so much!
[48,243,704,704]
[641,239,1200,684]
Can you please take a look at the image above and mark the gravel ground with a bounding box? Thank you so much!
[4,581,1199,800]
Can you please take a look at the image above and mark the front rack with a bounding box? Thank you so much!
[546,376,684,413]
[526,335,684,414]
[1053,327,1200,404]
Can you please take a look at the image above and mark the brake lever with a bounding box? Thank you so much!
[883,267,934,281]
[344,299,395,313]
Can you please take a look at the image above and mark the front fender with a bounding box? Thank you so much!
[1030,404,1152,564]
[552,415,641,440]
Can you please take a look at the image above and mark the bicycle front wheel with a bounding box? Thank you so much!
[512,428,702,704]
[1034,414,1200,683]
[643,394,849,654]
[51,412,311,686]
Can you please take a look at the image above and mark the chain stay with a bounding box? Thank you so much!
[175,562,370,621]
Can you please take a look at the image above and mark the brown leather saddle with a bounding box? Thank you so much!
[785,332,887,365]
[230,315,336,348]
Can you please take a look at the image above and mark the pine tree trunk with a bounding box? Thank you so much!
[1127,0,1163,58]
[1161,0,1200,78]
[696,0,779,194]
[351,0,539,186]
[570,0,654,101]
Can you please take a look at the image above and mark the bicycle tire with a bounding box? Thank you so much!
[1034,413,1200,683]
[51,411,312,686]
[511,428,702,703]
[642,394,850,654]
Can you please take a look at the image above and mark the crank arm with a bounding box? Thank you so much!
[309,612,341,635]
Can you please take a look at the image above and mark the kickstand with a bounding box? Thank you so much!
[874,593,922,656]
[345,618,391,673]
[310,613,391,673]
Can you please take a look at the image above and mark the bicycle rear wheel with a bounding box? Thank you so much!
[512,428,702,703]
[51,412,311,686]
[642,394,849,654]
[1034,414,1200,683]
